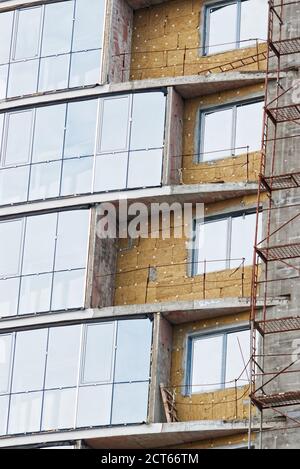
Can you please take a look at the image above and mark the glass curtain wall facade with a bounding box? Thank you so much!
[0,91,166,206]
[0,318,153,435]
[0,210,90,318]
[0,0,106,99]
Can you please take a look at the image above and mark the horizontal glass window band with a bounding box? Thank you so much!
[0,92,167,207]
[0,0,105,98]
[0,318,152,435]
[0,150,164,206]
[3,49,102,98]
[0,210,90,317]
[0,269,86,317]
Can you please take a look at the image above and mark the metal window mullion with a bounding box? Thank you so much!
[98,0,107,83]
[198,111,206,163]
[204,5,211,55]
[91,98,102,193]
[109,321,119,425]
[236,0,242,48]
[58,102,68,197]
[25,107,37,204]
[231,105,237,156]
[192,219,200,277]
[36,3,45,94]
[49,212,60,312]
[125,94,134,190]
[66,0,77,90]
[16,217,27,316]
[74,323,84,430]
[5,9,16,99]
[188,337,194,395]
[221,333,228,389]
[227,217,232,270]
[5,331,16,435]
[39,327,50,432]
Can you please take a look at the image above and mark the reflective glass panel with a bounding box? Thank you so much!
[94,153,127,192]
[111,382,149,425]
[207,3,237,54]
[4,110,33,166]
[226,329,250,386]
[0,12,13,64]
[0,395,9,435]
[76,385,112,427]
[0,278,20,318]
[191,335,223,393]
[127,149,163,188]
[73,0,104,51]
[64,100,98,158]
[12,329,47,392]
[42,1,74,56]
[99,96,130,152]
[18,274,52,315]
[195,219,228,274]
[235,101,264,154]
[0,334,13,393]
[61,157,93,196]
[7,59,39,97]
[0,166,30,206]
[82,323,115,384]
[45,325,81,389]
[38,55,70,93]
[114,319,152,382]
[51,269,86,310]
[42,388,76,431]
[14,7,42,60]
[202,108,233,161]
[32,104,66,162]
[130,92,166,149]
[8,392,43,434]
[240,0,268,45]
[55,210,90,270]
[22,213,57,275]
[29,161,61,201]
[69,50,101,87]
[0,219,23,277]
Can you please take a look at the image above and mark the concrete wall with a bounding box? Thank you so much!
[149,314,173,423]
[107,0,133,83]
[255,2,300,450]
[88,209,118,309]
[164,87,184,185]
[182,84,264,185]
[170,312,250,422]
[130,0,267,80]
[114,195,257,306]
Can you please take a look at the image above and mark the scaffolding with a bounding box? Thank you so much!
[249,0,300,448]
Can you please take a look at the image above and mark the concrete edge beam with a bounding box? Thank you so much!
[0,72,273,113]
[0,183,259,220]
[0,419,261,448]
[0,297,289,332]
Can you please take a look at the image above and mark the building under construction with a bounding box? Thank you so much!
[0,0,299,450]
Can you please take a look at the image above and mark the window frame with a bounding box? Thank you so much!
[192,208,258,276]
[197,97,264,163]
[185,324,250,395]
[203,0,264,56]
